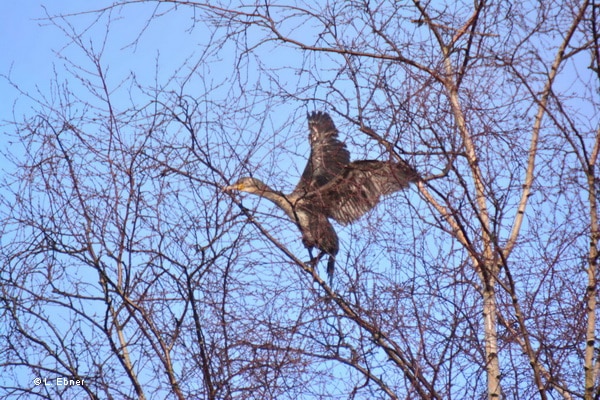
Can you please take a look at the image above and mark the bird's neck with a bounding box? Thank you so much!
[256,189,296,220]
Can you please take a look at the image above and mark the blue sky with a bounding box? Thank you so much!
[1,2,59,86]
[1,2,87,112]
[1,2,197,123]
[2,3,47,124]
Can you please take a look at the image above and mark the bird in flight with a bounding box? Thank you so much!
[225,111,418,283]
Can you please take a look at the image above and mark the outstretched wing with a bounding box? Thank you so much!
[318,160,419,225]
[293,111,350,195]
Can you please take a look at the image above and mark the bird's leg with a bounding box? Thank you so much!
[307,246,314,262]
[307,247,323,267]
[306,248,333,285]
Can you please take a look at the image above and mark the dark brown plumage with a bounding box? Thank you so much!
[225,111,418,282]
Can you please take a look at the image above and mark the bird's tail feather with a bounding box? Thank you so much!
[327,255,335,286]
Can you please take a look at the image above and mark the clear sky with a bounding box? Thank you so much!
[1,2,85,114]
[1,2,60,86]
[1,2,91,168]
[1,2,198,120]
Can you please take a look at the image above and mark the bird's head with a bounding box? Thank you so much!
[223,177,270,195]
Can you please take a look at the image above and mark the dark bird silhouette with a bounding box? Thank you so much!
[225,111,419,283]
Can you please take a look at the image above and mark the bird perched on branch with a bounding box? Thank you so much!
[225,111,419,283]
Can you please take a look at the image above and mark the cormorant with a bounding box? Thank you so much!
[225,111,418,282]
